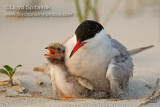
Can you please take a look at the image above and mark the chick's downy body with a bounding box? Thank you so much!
[45,43,93,98]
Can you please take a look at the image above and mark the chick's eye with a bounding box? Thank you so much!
[57,48,61,51]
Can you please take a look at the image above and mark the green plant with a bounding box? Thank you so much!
[74,0,122,27]
[74,0,99,23]
[0,65,22,86]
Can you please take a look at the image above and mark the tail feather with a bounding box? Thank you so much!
[129,45,154,56]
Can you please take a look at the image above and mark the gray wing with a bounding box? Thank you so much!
[106,39,133,95]
[111,38,133,81]
[111,39,129,58]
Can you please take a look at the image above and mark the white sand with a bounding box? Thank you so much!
[0,0,160,106]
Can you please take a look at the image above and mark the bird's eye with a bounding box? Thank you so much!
[57,48,61,51]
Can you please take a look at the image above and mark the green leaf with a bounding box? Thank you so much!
[3,65,13,72]
[15,64,22,68]
[13,64,22,74]
[0,69,9,76]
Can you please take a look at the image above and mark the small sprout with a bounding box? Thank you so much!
[0,64,22,86]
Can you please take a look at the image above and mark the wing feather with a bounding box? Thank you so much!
[106,38,133,94]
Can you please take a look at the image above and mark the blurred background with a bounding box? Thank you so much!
[0,0,159,72]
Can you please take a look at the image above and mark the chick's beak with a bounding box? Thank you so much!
[69,40,87,58]
[45,47,56,56]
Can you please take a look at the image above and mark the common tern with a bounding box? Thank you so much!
[64,20,134,97]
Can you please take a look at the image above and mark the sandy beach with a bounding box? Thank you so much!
[0,0,160,106]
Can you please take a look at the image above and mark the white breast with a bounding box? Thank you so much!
[64,30,113,91]
[51,65,74,96]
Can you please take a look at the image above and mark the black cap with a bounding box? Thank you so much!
[75,20,104,43]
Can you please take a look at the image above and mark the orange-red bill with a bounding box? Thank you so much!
[69,40,87,58]
[45,47,56,56]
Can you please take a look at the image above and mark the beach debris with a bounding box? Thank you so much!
[145,84,153,90]
[139,78,153,90]
[0,89,6,93]
[6,94,127,101]
[0,80,9,86]
[30,92,42,96]
[0,64,22,86]
[35,77,43,86]
[6,95,59,100]
[15,79,28,93]
[33,67,44,72]
[0,80,16,87]
[138,78,160,107]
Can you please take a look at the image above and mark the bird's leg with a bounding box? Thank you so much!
[108,77,125,98]
[106,63,126,98]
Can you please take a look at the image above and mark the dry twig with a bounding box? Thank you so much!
[6,94,134,101]
[33,67,44,72]
[6,95,59,100]
[0,89,6,93]
[30,92,42,96]
[145,84,153,90]
[35,78,43,86]
[138,78,160,107]
[15,79,28,93]
[0,81,9,86]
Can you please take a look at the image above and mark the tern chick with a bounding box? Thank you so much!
[45,43,93,98]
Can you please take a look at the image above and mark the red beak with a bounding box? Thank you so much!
[45,47,56,56]
[69,40,87,58]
